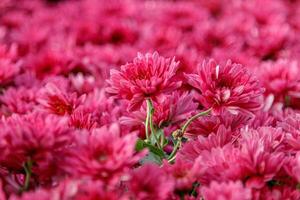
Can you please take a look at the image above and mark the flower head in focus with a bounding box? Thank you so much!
[185,59,264,116]
[106,52,181,110]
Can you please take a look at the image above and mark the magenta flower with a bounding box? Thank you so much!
[200,181,252,200]
[10,179,126,200]
[0,44,21,85]
[69,107,97,130]
[185,59,264,115]
[0,86,38,115]
[65,124,142,184]
[185,112,250,139]
[285,152,300,183]
[106,52,181,110]
[258,59,300,105]
[128,164,174,200]
[0,113,73,183]
[278,113,300,151]
[238,127,285,189]
[38,83,85,115]
[163,157,201,191]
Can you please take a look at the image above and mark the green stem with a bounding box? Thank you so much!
[145,100,151,142]
[167,139,181,162]
[168,108,212,162]
[146,99,162,149]
[181,108,212,136]
[22,160,32,191]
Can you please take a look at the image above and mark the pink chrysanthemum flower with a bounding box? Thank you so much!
[65,124,142,184]
[187,144,243,184]
[38,83,85,115]
[183,125,234,153]
[10,179,127,200]
[185,112,250,139]
[185,59,264,115]
[163,157,201,191]
[69,107,97,130]
[0,113,73,183]
[0,86,38,115]
[238,127,285,189]
[0,44,21,85]
[200,181,252,200]
[258,59,300,105]
[278,113,300,151]
[128,163,174,200]
[285,152,300,183]
[106,52,181,110]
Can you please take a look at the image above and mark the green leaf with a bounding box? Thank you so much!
[140,151,162,165]
[135,139,145,151]
[135,139,166,158]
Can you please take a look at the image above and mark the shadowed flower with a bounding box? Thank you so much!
[65,124,142,185]
[10,179,127,200]
[128,163,174,200]
[0,44,21,85]
[185,59,264,116]
[0,113,73,184]
[200,181,252,200]
[106,52,181,110]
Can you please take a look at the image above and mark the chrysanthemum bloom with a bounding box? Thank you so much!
[65,124,142,184]
[69,107,97,130]
[128,163,174,200]
[285,152,300,183]
[238,127,285,189]
[257,186,300,200]
[0,113,73,183]
[258,60,300,105]
[106,52,182,110]
[185,112,250,139]
[38,83,86,115]
[185,59,264,115]
[82,89,125,126]
[200,181,252,200]
[10,179,127,200]
[0,44,21,85]
[25,38,76,78]
[0,86,38,115]
[183,125,234,153]
[186,144,243,184]
[278,113,300,151]
[163,157,201,191]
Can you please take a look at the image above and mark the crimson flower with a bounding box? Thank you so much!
[38,83,85,115]
[200,181,252,200]
[185,59,264,115]
[106,52,181,110]
[128,164,174,200]
[0,113,73,183]
[0,44,21,85]
[65,124,143,185]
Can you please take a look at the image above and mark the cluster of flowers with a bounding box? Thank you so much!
[1,0,300,199]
